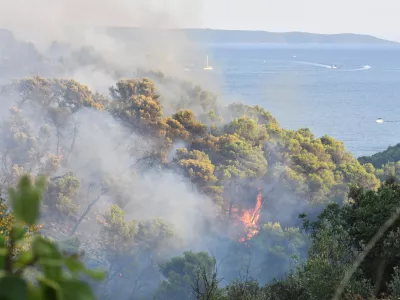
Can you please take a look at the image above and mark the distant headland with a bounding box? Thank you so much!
[106,27,398,45]
[0,27,397,46]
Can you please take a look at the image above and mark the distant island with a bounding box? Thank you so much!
[0,27,397,47]
[106,27,398,45]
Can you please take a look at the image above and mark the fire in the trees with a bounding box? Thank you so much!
[239,189,263,242]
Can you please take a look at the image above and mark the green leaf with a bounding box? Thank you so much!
[0,235,5,248]
[60,279,95,300]
[8,175,44,225]
[33,237,63,281]
[12,224,27,242]
[64,257,106,280]
[42,265,63,282]
[14,251,34,269]
[38,276,60,300]
[32,237,61,259]
[37,276,60,292]
[0,241,6,269]
[38,258,64,267]
[83,268,107,281]
[0,276,28,299]
[64,257,85,275]
[28,284,42,300]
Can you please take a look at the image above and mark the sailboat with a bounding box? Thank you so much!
[204,56,213,71]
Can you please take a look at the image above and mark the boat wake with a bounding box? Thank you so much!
[296,61,335,69]
[356,65,372,71]
[341,65,372,72]
[296,61,372,71]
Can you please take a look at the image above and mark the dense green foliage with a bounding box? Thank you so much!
[359,144,400,183]
[359,144,400,168]
[0,73,398,299]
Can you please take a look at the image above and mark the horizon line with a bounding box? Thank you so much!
[103,27,397,43]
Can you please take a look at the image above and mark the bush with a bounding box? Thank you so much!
[0,175,106,300]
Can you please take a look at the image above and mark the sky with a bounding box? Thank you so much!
[199,0,400,41]
[0,0,399,42]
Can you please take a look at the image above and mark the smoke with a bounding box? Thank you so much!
[0,1,314,296]
[0,0,224,246]
[0,0,222,97]
[60,108,218,243]
[0,0,203,48]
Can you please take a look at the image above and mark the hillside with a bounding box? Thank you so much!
[105,27,398,44]
[358,143,400,181]
[0,71,398,299]
[1,27,399,299]
[359,143,400,168]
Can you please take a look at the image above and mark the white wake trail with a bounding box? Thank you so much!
[296,61,372,71]
[296,61,334,69]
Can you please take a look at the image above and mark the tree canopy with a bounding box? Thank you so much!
[0,73,396,300]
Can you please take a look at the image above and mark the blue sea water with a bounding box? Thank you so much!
[206,44,400,158]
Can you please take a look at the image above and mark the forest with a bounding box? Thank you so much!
[1,71,400,300]
[1,29,400,300]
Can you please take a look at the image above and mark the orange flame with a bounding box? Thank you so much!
[239,189,262,242]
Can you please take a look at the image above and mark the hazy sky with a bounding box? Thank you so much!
[1,0,399,42]
[198,0,400,41]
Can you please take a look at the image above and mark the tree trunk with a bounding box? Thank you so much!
[374,258,387,296]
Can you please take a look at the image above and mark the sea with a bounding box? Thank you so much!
[203,44,400,158]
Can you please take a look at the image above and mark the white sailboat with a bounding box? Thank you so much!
[204,56,213,71]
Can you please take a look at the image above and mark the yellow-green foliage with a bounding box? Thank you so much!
[2,75,382,209]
